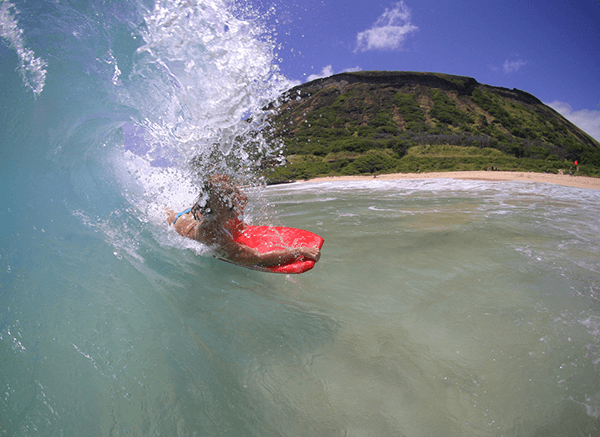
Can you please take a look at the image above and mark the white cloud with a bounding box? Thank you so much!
[503,59,526,74]
[547,101,600,142]
[342,66,363,73]
[306,65,363,82]
[355,1,418,52]
[307,65,335,82]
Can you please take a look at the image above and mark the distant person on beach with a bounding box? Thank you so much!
[166,175,321,267]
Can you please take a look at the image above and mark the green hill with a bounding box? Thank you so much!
[263,71,600,182]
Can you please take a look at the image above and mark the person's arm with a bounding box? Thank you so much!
[166,209,198,239]
[219,239,320,267]
[166,209,320,267]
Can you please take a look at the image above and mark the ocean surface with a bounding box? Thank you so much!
[1,1,600,436]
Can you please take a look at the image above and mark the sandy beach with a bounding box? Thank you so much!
[303,171,600,190]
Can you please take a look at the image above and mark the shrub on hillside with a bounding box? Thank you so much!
[393,92,427,127]
[581,148,600,166]
[430,90,474,127]
[342,151,397,175]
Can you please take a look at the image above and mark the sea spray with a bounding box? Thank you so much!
[90,0,293,249]
[119,0,289,179]
[0,0,47,96]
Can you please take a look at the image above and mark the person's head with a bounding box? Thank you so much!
[191,175,247,219]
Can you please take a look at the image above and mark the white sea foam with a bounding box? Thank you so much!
[268,178,600,202]
[119,0,290,178]
[0,0,47,96]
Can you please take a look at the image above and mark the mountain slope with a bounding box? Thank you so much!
[264,71,599,181]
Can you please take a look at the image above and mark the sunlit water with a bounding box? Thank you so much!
[1,0,600,435]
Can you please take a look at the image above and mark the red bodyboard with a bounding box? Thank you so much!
[233,226,324,274]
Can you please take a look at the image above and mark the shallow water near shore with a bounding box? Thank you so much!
[263,179,600,436]
[2,0,600,435]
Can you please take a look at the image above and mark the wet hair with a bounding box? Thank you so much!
[191,175,236,220]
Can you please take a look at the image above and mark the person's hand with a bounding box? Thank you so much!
[298,246,321,262]
[164,208,176,224]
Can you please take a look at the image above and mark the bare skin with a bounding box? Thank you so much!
[166,180,320,267]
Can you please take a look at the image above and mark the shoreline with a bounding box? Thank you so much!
[300,171,600,190]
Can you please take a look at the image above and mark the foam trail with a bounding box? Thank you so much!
[0,0,47,96]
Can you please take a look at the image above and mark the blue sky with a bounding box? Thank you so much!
[256,0,600,140]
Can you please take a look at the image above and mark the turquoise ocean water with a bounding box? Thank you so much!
[1,1,600,435]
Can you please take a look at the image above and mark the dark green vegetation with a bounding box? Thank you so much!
[262,71,600,183]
